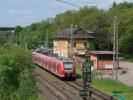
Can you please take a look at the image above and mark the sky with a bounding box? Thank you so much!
[0,0,132,27]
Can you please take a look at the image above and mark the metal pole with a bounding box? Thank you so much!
[45,29,48,48]
[115,16,119,81]
[113,16,116,81]
[80,43,91,100]
[113,16,118,81]
[70,24,73,59]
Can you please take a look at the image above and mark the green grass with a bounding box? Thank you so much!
[76,65,133,100]
[92,79,133,100]
[75,65,82,78]
[123,55,133,62]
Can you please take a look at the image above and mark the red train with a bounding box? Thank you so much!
[32,51,76,78]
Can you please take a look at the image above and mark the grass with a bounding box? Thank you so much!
[75,65,82,79]
[75,66,133,100]
[92,79,133,100]
[123,55,133,62]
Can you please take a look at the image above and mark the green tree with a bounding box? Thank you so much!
[0,44,38,100]
[0,32,7,46]
[14,26,22,44]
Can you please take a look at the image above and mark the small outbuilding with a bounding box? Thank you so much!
[73,51,114,70]
[90,51,114,70]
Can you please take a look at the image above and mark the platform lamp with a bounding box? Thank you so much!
[80,42,92,100]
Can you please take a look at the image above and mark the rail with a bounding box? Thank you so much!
[35,67,117,100]
[89,87,117,100]
[35,72,74,100]
[67,81,117,100]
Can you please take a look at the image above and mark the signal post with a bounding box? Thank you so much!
[80,43,92,100]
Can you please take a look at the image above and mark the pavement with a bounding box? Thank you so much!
[118,61,133,87]
[98,61,133,87]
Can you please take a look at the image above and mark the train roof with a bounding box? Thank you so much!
[61,57,73,63]
[33,49,73,63]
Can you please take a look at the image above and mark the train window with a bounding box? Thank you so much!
[64,62,73,70]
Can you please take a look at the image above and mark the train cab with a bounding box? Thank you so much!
[62,58,75,78]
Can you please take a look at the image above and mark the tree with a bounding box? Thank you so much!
[0,44,38,100]
[14,2,133,56]
[14,26,22,44]
[0,32,7,46]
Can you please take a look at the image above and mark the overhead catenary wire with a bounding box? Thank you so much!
[56,0,114,9]
[56,0,81,8]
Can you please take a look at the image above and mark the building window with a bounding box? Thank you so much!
[73,42,76,47]
[84,42,87,46]
[98,54,113,60]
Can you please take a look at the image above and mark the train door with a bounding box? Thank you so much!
[57,63,60,75]
[55,62,57,73]
[32,54,37,63]
[53,61,56,73]
[41,57,43,66]
[42,58,45,68]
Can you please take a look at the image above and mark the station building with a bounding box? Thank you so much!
[53,26,95,57]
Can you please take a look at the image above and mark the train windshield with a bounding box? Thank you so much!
[64,62,73,70]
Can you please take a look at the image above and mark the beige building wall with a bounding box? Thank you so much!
[54,39,88,57]
[73,39,87,54]
[54,39,68,57]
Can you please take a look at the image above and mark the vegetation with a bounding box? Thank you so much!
[76,63,133,100]
[0,2,132,100]
[92,79,133,100]
[0,32,8,46]
[0,44,38,100]
[12,2,133,57]
[75,65,82,79]
[123,55,133,62]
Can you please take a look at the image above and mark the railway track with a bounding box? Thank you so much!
[35,67,116,100]
[66,81,82,91]
[66,81,117,100]
[35,72,74,100]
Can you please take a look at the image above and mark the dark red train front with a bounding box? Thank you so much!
[62,58,76,78]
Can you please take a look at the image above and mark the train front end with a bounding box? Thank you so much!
[63,59,76,78]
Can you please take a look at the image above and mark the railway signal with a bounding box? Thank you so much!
[80,43,92,100]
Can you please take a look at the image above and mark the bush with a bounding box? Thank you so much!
[0,44,38,100]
